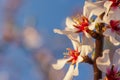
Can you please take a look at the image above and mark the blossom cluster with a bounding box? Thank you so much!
[52,0,120,80]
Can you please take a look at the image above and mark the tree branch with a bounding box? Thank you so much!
[82,56,93,65]
[86,29,101,39]
[93,23,104,80]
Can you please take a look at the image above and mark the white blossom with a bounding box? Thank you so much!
[96,48,120,79]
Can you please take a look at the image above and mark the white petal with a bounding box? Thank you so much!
[82,32,94,48]
[103,8,120,24]
[104,1,112,9]
[63,65,74,80]
[83,1,104,17]
[88,7,105,20]
[80,45,92,56]
[73,62,79,76]
[113,48,120,67]
[96,49,111,73]
[104,1,113,16]
[109,35,120,46]
[102,29,111,37]
[89,17,104,30]
[65,17,76,29]
[83,31,91,38]
[53,29,81,50]
[103,29,120,46]
[80,33,94,56]
[103,37,119,63]
[77,56,83,63]
[73,56,83,76]
[83,1,97,17]
[103,15,110,24]
[113,8,120,20]
[52,59,69,70]
[53,29,72,34]
[68,33,81,50]
[88,22,96,30]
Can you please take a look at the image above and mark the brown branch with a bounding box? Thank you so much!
[93,23,104,80]
[82,56,93,65]
[86,29,101,40]
[93,37,103,80]
[86,23,105,40]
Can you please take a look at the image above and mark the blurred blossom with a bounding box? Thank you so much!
[4,0,22,14]
[0,71,9,80]
[23,26,42,49]
[34,49,65,80]
[0,0,91,80]
[96,49,120,80]
[2,0,22,43]
[2,22,19,43]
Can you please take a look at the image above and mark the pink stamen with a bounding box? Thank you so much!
[106,65,120,80]
[73,16,89,33]
[66,48,80,64]
[109,0,120,8]
[110,20,120,32]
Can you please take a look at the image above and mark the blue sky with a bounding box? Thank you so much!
[15,0,86,58]
[0,0,93,80]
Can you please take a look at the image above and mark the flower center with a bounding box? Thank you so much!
[109,0,120,7]
[72,16,89,33]
[106,65,120,80]
[65,48,80,65]
[110,20,120,31]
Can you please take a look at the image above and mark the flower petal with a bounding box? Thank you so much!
[103,37,120,63]
[65,17,76,30]
[113,48,120,67]
[104,1,113,15]
[73,56,83,76]
[82,32,94,50]
[113,8,120,20]
[73,62,79,76]
[109,35,120,46]
[83,1,104,18]
[63,65,74,80]
[88,17,103,30]
[103,8,120,24]
[80,45,92,56]
[67,33,81,50]
[103,29,120,46]
[96,49,111,73]
[53,29,81,50]
[88,22,96,30]
[52,59,69,70]
[88,7,105,20]
[79,32,94,56]
[54,29,72,35]
[83,31,93,39]
[78,56,84,63]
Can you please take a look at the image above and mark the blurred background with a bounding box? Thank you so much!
[0,0,93,80]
